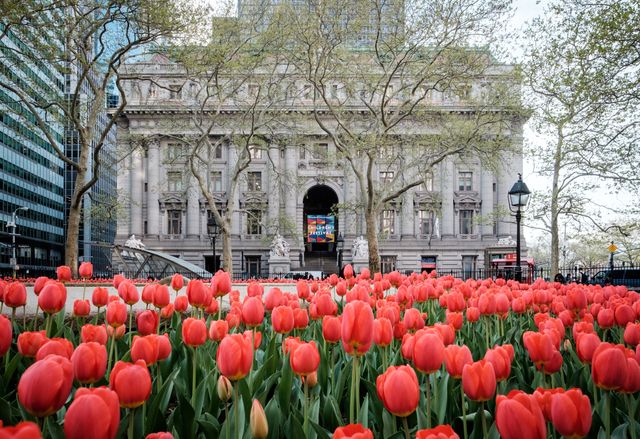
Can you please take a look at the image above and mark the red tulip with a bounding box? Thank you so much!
[131,335,159,366]
[209,320,229,342]
[155,333,172,361]
[550,388,592,438]
[413,329,445,374]
[376,365,420,417]
[333,424,374,439]
[624,322,640,347]
[56,265,72,282]
[403,308,425,332]
[272,305,295,334]
[373,317,393,347]
[182,318,207,347]
[106,324,126,340]
[591,343,628,390]
[320,316,340,344]
[614,304,635,327]
[242,296,265,327]
[296,280,310,300]
[622,355,640,393]
[38,282,67,314]
[465,307,480,323]
[81,324,108,345]
[444,344,473,379]
[146,433,174,439]
[106,301,127,328]
[264,287,284,311]
[170,274,183,292]
[484,344,513,382]
[174,295,188,313]
[112,274,125,289]
[289,340,320,376]
[532,387,565,421]
[35,338,73,361]
[109,360,152,408]
[213,271,232,297]
[136,310,159,336]
[18,354,73,417]
[187,279,212,309]
[71,298,90,317]
[315,293,337,317]
[342,300,374,356]
[92,287,109,308]
[33,276,48,295]
[117,281,139,305]
[216,333,253,381]
[17,331,48,358]
[141,284,156,305]
[64,387,119,439]
[462,360,496,401]
[575,332,601,364]
[293,308,309,329]
[523,331,556,370]
[160,304,174,319]
[71,342,107,384]
[415,424,460,439]
[496,390,546,439]
[343,264,354,279]
[4,282,26,309]
[0,315,12,357]
[597,308,614,329]
[78,262,93,279]
[0,421,42,437]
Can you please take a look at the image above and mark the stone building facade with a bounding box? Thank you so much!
[114,55,525,278]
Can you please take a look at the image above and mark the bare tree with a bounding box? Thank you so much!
[0,0,204,276]
[281,0,520,271]
[524,0,640,274]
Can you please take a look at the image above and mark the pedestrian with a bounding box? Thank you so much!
[554,272,565,284]
[579,268,588,284]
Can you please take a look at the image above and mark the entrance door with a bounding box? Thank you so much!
[246,256,261,278]
[303,185,339,253]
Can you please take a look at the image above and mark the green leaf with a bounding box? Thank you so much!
[264,398,282,439]
[358,395,369,428]
[309,419,332,439]
[611,423,628,439]
[382,409,396,439]
[278,357,294,416]
[436,371,449,424]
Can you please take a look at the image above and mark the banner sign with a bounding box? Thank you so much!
[307,215,335,243]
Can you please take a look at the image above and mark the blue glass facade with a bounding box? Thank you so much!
[0,26,66,276]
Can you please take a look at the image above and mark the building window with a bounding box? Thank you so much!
[458,171,472,191]
[381,255,396,274]
[167,210,182,235]
[462,255,477,280]
[247,171,262,191]
[380,171,394,185]
[418,210,435,235]
[248,84,259,97]
[167,172,183,192]
[169,85,181,99]
[247,210,262,235]
[245,256,261,278]
[144,221,148,235]
[299,145,306,159]
[166,143,183,161]
[210,171,223,192]
[380,210,395,235]
[459,209,474,234]
[249,145,263,160]
[312,143,328,159]
[330,84,339,99]
[212,142,223,159]
[303,84,312,100]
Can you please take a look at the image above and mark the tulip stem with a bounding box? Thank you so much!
[128,408,135,439]
[350,357,356,423]
[461,383,468,439]
[626,394,637,439]
[107,331,116,378]
[23,305,26,328]
[44,313,52,338]
[481,401,488,439]
[191,347,197,407]
[128,305,134,346]
[225,400,230,439]
[234,383,240,439]
[604,390,611,439]
[402,416,410,439]
[425,374,432,429]
[303,377,309,437]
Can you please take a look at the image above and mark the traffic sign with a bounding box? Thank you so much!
[608,243,618,253]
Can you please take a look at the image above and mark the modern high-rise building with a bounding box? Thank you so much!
[0,25,66,276]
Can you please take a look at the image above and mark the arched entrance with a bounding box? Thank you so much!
[303,185,339,253]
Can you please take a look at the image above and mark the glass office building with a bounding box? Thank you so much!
[0,25,66,276]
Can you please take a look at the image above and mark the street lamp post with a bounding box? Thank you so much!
[207,218,220,273]
[6,206,29,279]
[336,233,344,273]
[508,174,530,282]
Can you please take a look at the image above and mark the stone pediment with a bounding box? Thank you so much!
[453,191,481,211]
[240,192,268,208]
[414,191,441,206]
[199,195,226,212]
[159,193,186,211]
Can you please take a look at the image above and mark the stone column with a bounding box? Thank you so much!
[268,144,280,230]
[229,144,241,237]
[146,140,160,237]
[186,179,200,238]
[481,168,494,237]
[343,168,357,237]
[130,147,144,236]
[284,146,297,236]
[441,159,455,237]
[401,190,414,238]
[116,141,131,240]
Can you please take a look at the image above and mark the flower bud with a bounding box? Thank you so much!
[250,399,268,439]
[217,375,232,402]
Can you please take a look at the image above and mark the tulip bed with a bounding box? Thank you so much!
[0,264,639,439]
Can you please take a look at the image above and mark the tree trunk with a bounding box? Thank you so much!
[65,168,85,278]
[222,220,233,278]
[550,134,563,275]
[365,210,380,273]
